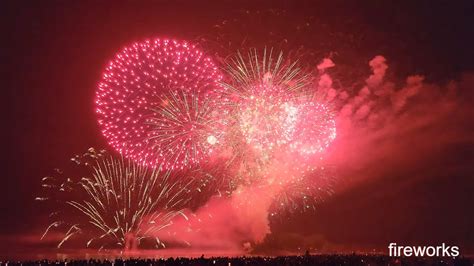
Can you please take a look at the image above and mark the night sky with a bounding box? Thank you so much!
[2,0,474,258]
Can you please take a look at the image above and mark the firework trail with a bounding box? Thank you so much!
[95,38,226,170]
[269,166,337,217]
[37,149,192,250]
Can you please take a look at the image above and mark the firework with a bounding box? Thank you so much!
[220,49,335,170]
[38,150,192,249]
[238,86,299,152]
[290,101,337,156]
[95,38,224,169]
[90,42,340,230]
[269,166,337,216]
[145,90,228,170]
[214,49,338,219]
[220,49,309,154]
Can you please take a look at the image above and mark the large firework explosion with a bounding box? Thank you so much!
[95,38,227,170]
[40,38,340,251]
[93,36,338,214]
[37,149,194,250]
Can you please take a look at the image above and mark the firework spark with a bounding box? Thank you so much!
[38,150,192,249]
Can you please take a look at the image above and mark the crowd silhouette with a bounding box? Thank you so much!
[1,254,472,266]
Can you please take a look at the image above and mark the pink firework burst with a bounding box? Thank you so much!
[95,38,224,169]
[290,101,337,156]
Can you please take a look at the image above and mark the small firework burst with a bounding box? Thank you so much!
[145,90,228,170]
[270,166,337,216]
[37,149,192,250]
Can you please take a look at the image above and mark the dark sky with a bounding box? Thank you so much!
[1,0,474,258]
